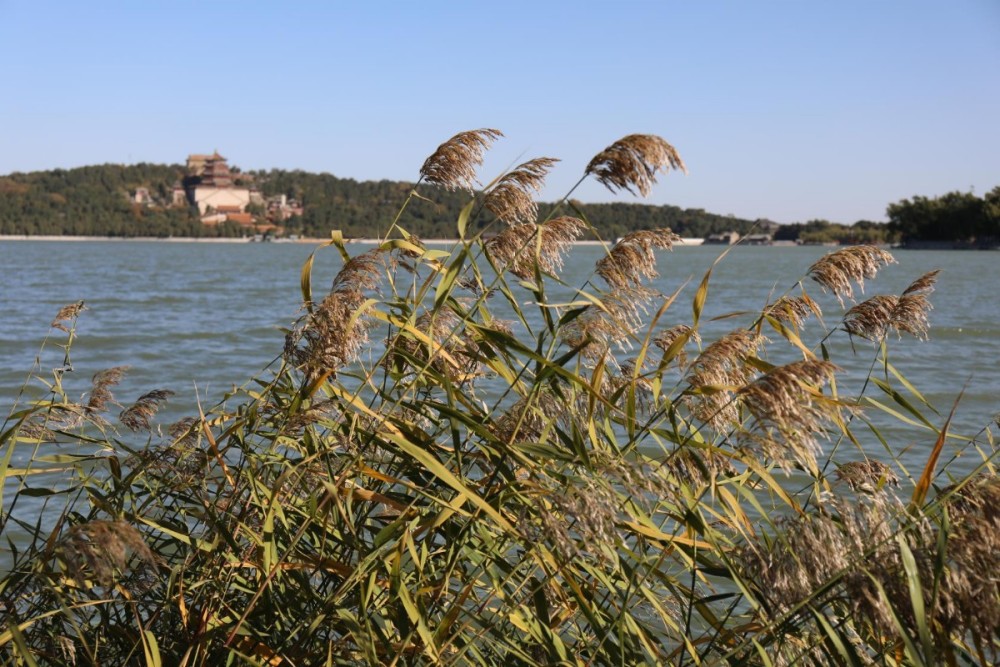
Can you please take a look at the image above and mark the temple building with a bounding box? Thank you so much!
[181,152,262,215]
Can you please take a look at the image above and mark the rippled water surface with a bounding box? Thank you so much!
[2,240,998,483]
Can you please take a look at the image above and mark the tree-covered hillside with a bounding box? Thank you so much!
[0,164,242,237]
[4,163,996,244]
[0,163,762,239]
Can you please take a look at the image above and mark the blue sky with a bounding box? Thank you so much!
[1,1,997,223]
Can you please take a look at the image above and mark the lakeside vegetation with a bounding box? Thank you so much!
[2,130,998,665]
[3,161,996,244]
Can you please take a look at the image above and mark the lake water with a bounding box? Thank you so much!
[1,240,998,485]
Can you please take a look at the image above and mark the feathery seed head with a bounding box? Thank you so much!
[844,295,899,340]
[59,520,157,588]
[492,392,564,445]
[287,248,390,378]
[286,289,371,378]
[119,389,174,432]
[585,134,686,197]
[331,248,390,295]
[596,229,680,290]
[87,366,129,413]
[484,157,558,225]
[419,128,503,191]
[168,417,200,445]
[684,329,763,429]
[560,288,656,363]
[835,460,900,494]
[902,269,940,296]
[889,293,933,340]
[763,294,823,329]
[844,286,934,341]
[653,324,700,368]
[51,301,86,332]
[484,216,584,280]
[664,447,738,488]
[388,308,482,382]
[739,498,900,621]
[808,245,895,306]
[737,360,842,471]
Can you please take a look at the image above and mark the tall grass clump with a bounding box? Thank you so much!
[2,129,998,666]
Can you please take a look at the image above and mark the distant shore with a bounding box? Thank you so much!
[0,235,710,246]
[1,236,705,247]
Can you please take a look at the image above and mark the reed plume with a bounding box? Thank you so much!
[653,324,701,368]
[560,287,656,363]
[595,229,681,290]
[843,295,899,340]
[483,157,558,225]
[605,359,656,414]
[835,459,899,493]
[419,128,503,191]
[388,307,483,382]
[807,245,896,306]
[86,366,129,413]
[585,134,686,197]
[737,360,842,471]
[51,300,86,333]
[663,446,737,488]
[936,475,1000,641]
[739,497,901,621]
[844,271,938,341]
[492,392,563,445]
[119,389,174,432]
[58,520,157,588]
[484,216,584,279]
[286,248,390,379]
[762,294,822,329]
[892,269,938,339]
[684,329,763,429]
[168,416,199,444]
[331,247,392,294]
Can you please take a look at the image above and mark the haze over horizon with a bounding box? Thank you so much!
[1,1,997,225]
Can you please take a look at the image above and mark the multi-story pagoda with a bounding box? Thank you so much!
[181,151,260,215]
[198,152,233,188]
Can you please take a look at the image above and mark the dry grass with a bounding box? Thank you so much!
[419,128,503,191]
[808,245,896,305]
[684,329,763,429]
[483,157,558,225]
[595,228,681,290]
[86,366,129,413]
[50,301,86,333]
[119,389,174,432]
[585,134,686,196]
[483,216,584,279]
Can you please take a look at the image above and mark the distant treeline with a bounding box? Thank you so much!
[225,168,768,240]
[887,187,1000,246]
[0,164,761,239]
[0,164,242,237]
[1,164,996,244]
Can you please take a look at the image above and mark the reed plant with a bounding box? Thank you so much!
[1,129,998,666]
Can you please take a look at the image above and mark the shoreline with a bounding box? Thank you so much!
[0,235,706,247]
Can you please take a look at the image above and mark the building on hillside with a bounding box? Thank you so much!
[181,152,262,216]
[266,193,304,221]
[133,187,153,205]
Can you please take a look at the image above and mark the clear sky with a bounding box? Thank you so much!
[1,1,997,224]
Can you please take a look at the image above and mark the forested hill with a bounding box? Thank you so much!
[257,169,761,239]
[0,164,221,237]
[0,164,763,239]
